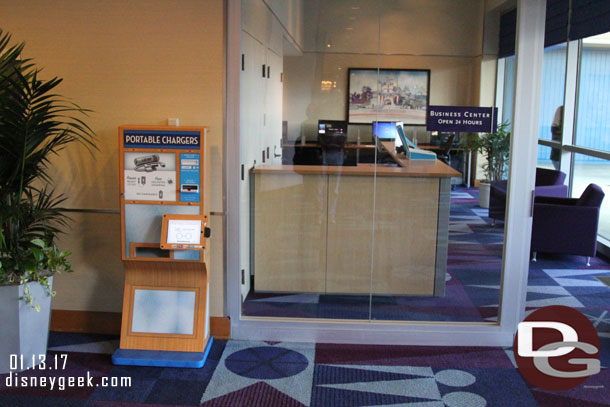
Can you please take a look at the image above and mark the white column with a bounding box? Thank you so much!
[226,0,242,320]
[500,0,547,331]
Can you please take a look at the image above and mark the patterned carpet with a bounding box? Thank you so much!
[1,187,609,406]
[0,333,608,406]
[244,188,610,324]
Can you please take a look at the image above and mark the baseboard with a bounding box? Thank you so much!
[51,310,122,335]
[51,310,230,339]
[210,316,231,339]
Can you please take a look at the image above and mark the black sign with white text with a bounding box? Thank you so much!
[427,106,498,133]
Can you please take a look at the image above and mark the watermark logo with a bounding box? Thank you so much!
[513,305,600,391]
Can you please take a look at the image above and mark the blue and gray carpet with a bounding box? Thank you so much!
[1,187,609,406]
[0,332,608,406]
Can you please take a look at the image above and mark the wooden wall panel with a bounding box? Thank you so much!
[254,173,328,292]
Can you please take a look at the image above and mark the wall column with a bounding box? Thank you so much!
[500,0,547,330]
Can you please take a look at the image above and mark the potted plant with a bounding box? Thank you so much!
[0,30,96,373]
[470,122,510,208]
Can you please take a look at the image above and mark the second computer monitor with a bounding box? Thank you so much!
[373,121,399,141]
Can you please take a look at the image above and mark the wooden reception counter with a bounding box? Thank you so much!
[250,157,461,297]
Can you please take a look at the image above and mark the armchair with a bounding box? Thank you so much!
[489,168,568,224]
[531,183,605,265]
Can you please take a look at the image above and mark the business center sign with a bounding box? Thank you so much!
[427,105,498,133]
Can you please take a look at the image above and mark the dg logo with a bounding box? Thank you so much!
[513,305,601,391]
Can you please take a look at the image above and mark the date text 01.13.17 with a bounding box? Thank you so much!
[10,354,68,371]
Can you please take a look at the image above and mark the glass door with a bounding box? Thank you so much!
[237,0,382,321]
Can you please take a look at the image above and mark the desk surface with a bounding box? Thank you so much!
[418,144,470,151]
[252,161,461,178]
[284,142,469,151]
[283,142,376,150]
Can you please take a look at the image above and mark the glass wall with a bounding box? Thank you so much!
[538,43,567,169]
[536,145,555,169]
[513,30,610,248]
[502,55,515,126]
[500,44,568,169]
[575,34,610,152]
[538,44,567,141]
[239,0,504,324]
[240,0,383,321]
[572,154,610,240]
[572,33,610,242]
[505,43,569,169]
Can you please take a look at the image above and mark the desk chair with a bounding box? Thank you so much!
[437,133,456,165]
[319,133,346,166]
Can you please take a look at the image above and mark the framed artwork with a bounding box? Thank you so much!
[347,68,430,125]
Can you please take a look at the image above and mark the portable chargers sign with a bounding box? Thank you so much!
[120,128,202,204]
[123,129,200,149]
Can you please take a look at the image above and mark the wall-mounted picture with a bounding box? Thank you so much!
[347,68,430,125]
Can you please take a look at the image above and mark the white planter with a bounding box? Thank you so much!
[479,181,491,208]
[0,277,53,374]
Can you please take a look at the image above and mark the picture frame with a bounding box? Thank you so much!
[347,68,430,125]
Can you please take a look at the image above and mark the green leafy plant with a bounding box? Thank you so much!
[470,121,511,183]
[0,29,96,304]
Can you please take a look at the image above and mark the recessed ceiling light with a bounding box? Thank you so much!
[351,6,360,10]
[327,43,331,48]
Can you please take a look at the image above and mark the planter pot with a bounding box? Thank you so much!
[0,277,53,374]
[479,181,491,208]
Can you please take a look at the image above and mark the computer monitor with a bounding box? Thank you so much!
[318,120,347,138]
[372,121,398,141]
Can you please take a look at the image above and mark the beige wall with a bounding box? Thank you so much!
[284,0,487,143]
[1,0,226,315]
[284,53,483,142]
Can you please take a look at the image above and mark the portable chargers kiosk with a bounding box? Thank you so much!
[112,125,212,368]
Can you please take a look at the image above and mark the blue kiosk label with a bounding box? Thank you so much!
[124,130,200,149]
[427,106,498,133]
[179,153,200,202]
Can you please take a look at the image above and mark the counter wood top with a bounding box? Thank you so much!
[282,142,377,150]
[252,161,461,178]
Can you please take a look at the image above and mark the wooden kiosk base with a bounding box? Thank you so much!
[111,260,212,367]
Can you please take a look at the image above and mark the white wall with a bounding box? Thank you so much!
[263,0,306,48]
[239,0,300,300]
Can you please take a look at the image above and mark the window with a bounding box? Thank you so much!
[574,33,610,152]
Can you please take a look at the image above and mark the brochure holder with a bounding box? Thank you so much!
[112,125,212,368]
